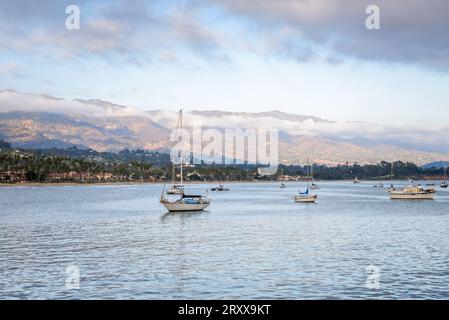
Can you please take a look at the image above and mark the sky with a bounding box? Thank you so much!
[1,0,449,126]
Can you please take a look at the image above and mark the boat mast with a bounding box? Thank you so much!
[306,157,310,188]
[180,155,183,187]
[311,161,314,183]
[179,109,183,188]
[391,162,394,181]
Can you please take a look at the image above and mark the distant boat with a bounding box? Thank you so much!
[160,110,211,212]
[373,182,384,188]
[280,182,286,189]
[294,187,318,203]
[389,180,434,200]
[441,167,448,188]
[211,184,230,191]
[294,158,317,203]
[390,186,434,200]
[310,182,319,190]
[353,177,361,184]
[166,184,184,195]
[309,165,320,189]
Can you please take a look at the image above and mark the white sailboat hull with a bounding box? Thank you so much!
[390,193,434,200]
[161,201,210,212]
[293,195,318,203]
[389,187,434,200]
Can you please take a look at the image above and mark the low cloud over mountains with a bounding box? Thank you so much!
[1,90,449,165]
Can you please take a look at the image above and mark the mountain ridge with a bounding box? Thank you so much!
[1,90,449,165]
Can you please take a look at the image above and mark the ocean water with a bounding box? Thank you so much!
[1,181,449,299]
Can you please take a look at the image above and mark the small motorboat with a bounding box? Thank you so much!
[211,184,230,191]
[353,178,361,184]
[280,182,286,189]
[310,182,319,190]
[373,182,384,188]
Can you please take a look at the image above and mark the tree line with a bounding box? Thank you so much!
[0,142,447,183]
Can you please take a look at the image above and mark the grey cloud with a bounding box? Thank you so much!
[2,0,449,69]
[204,0,449,70]
[0,0,224,63]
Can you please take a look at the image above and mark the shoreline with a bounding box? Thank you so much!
[0,179,440,188]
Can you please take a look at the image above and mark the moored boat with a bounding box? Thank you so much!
[294,159,318,203]
[166,184,184,195]
[310,182,319,190]
[160,109,211,212]
[161,191,210,212]
[389,186,434,200]
[211,184,230,191]
[373,182,384,188]
[294,188,317,203]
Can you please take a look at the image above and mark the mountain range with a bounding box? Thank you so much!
[1,89,449,166]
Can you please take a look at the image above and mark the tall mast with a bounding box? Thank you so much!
[391,162,393,181]
[180,155,183,186]
[179,109,183,187]
[306,157,310,188]
[311,162,314,183]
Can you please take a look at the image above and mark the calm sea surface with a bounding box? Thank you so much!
[1,181,449,299]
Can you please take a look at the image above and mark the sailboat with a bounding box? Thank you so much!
[441,166,448,188]
[309,164,319,190]
[279,168,286,188]
[294,187,318,203]
[294,159,318,203]
[160,110,211,212]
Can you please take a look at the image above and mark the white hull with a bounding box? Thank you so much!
[389,186,434,200]
[390,193,434,200]
[294,195,317,203]
[161,201,210,212]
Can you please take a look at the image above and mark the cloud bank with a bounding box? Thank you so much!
[1,90,449,154]
[1,1,449,70]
